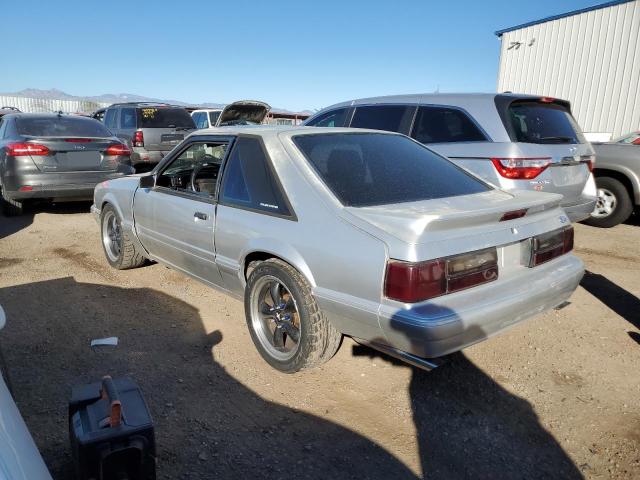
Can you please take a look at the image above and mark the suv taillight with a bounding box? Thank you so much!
[580,154,595,172]
[528,226,574,267]
[105,143,132,156]
[491,157,552,180]
[133,131,144,147]
[384,247,498,303]
[7,143,50,156]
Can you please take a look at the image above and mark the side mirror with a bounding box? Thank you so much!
[139,175,155,189]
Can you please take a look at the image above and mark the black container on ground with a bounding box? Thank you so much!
[69,376,156,480]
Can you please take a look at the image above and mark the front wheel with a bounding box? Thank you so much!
[583,177,633,228]
[100,204,146,269]
[244,259,342,373]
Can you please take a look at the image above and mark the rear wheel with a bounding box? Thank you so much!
[584,177,633,228]
[100,204,146,269]
[245,259,342,373]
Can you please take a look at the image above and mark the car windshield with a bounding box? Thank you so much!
[293,133,491,207]
[16,116,112,137]
[209,111,221,125]
[136,107,195,128]
[507,101,586,144]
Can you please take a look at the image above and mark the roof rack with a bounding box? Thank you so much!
[107,101,177,108]
[0,106,21,112]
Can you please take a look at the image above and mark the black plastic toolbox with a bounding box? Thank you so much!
[69,376,156,480]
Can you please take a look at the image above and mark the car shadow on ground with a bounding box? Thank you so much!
[354,323,582,478]
[580,270,640,329]
[0,201,91,240]
[0,277,582,479]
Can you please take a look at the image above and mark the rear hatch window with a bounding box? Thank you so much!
[505,101,586,144]
[293,133,490,207]
[136,107,195,128]
[16,116,112,137]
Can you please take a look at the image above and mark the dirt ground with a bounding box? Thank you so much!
[0,204,638,480]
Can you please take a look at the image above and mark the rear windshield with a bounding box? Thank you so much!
[136,107,195,128]
[16,116,112,137]
[507,102,586,144]
[293,133,490,207]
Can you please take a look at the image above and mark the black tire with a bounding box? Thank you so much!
[583,176,633,228]
[244,258,342,373]
[100,204,146,269]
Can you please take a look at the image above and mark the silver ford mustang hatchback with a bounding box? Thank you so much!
[92,126,584,373]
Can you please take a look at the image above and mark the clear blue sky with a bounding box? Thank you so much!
[2,0,598,111]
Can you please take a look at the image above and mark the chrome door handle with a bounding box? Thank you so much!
[194,212,208,220]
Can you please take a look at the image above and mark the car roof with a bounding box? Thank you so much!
[192,109,223,113]
[319,92,543,110]
[189,125,404,140]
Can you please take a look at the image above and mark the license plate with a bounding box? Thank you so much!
[161,134,184,143]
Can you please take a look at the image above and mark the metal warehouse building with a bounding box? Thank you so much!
[496,0,640,141]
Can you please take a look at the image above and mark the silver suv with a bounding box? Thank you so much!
[304,94,597,222]
[102,102,196,172]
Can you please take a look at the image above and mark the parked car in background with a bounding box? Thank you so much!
[0,305,53,479]
[0,113,134,216]
[192,101,271,129]
[0,106,21,118]
[304,94,597,223]
[584,132,640,227]
[100,102,196,172]
[191,108,223,129]
[90,107,106,122]
[92,126,584,373]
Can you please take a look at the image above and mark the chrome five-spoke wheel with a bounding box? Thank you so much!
[250,276,301,361]
[102,209,123,262]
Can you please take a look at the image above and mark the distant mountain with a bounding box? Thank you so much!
[1,88,311,114]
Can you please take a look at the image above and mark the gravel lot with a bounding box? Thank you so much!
[0,205,638,479]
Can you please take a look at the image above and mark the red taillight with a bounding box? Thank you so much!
[540,96,556,103]
[64,138,93,142]
[133,131,144,147]
[384,248,498,303]
[528,226,573,267]
[580,154,595,172]
[632,138,640,145]
[500,209,528,221]
[18,186,33,192]
[491,158,552,180]
[105,143,132,156]
[6,143,50,156]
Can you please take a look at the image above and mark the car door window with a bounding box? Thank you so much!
[306,108,348,127]
[411,106,487,144]
[0,119,5,138]
[120,108,136,129]
[350,105,415,134]
[104,109,117,130]
[156,142,228,198]
[219,137,292,216]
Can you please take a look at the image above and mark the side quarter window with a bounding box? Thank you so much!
[411,106,487,144]
[306,108,348,128]
[120,108,136,129]
[104,109,118,130]
[219,137,292,217]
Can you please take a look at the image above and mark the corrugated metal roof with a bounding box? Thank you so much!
[495,0,635,36]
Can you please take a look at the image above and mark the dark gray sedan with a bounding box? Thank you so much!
[0,113,134,216]
[585,131,640,227]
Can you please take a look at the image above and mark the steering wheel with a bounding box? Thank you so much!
[190,155,219,192]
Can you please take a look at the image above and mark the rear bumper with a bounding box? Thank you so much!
[2,170,133,201]
[131,148,167,165]
[562,197,596,222]
[378,254,584,358]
